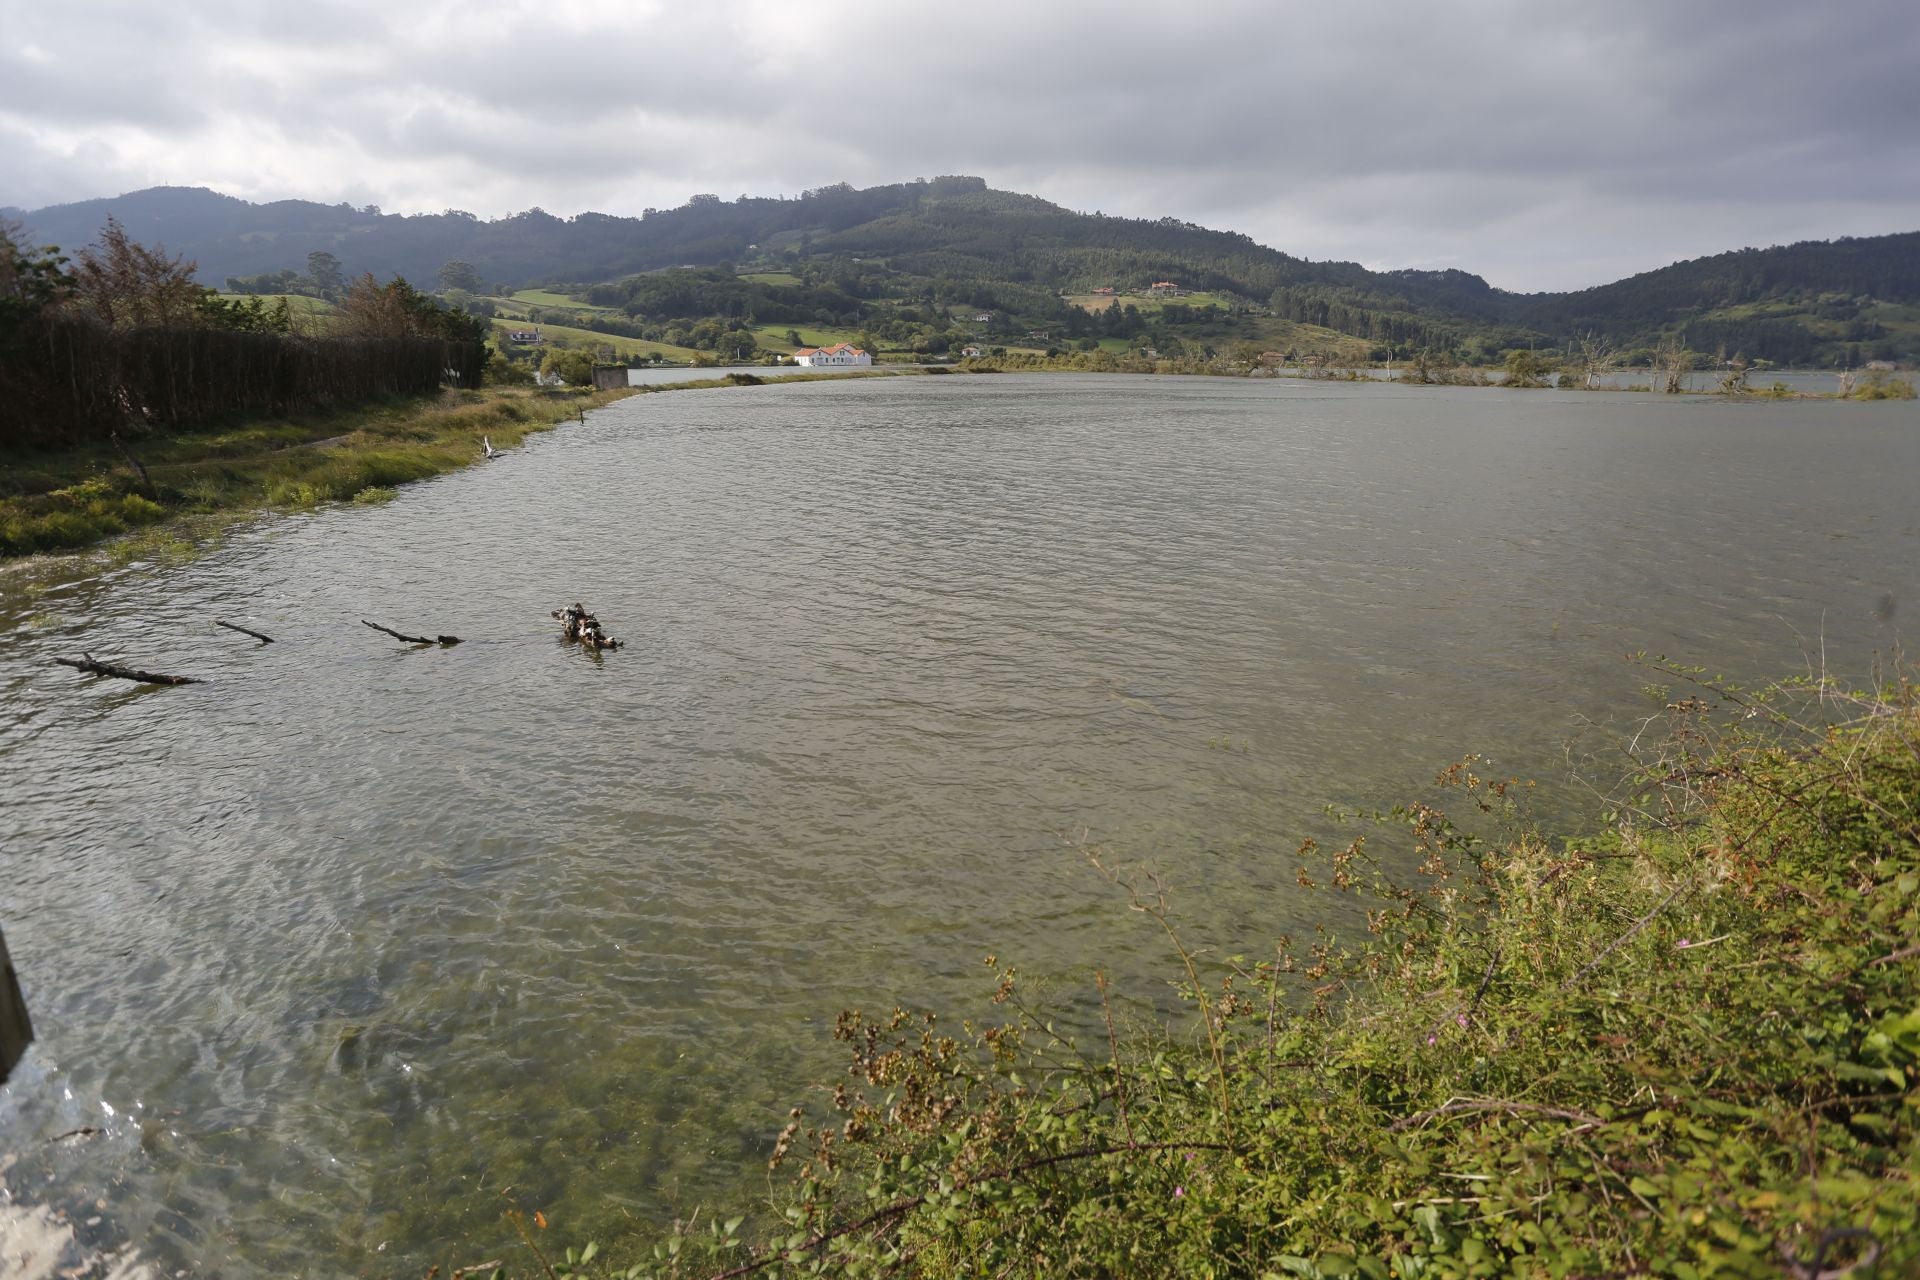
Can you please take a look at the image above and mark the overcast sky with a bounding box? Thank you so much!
[3,0,1915,292]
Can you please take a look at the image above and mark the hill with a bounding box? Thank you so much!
[12,179,1918,366]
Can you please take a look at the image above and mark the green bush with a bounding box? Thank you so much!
[1851,370,1917,401]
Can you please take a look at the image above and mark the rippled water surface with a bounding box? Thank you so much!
[2,375,1914,1274]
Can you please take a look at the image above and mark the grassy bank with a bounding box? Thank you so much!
[0,387,639,561]
[525,670,1918,1279]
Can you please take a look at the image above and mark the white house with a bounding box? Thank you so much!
[792,343,872,368]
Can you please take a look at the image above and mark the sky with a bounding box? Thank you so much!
[3,0,1916,293]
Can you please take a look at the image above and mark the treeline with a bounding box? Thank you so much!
[1,219,484,450]
[1,318,479,449]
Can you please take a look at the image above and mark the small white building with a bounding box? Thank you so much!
[792,343,872,368]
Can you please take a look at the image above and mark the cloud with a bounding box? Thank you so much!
[2,0,1915,290]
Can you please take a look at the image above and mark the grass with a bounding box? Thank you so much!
[519,667,1920,1279]
[0,387,638,561]
[1067,290,1237,315]
[490,317,704,364]
[738,272,803,286]
[214,292,337,317]
[747,322,865,352]
[510,289,617,313]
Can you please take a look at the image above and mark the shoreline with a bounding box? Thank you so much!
[4,359,1903,578]
[0,370,910,577]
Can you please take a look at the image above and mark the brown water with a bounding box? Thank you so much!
[1,374,1914,1275]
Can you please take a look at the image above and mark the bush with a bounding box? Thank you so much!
[1852,369,1917,401]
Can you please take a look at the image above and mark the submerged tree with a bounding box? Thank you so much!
[1655,333,1692,394]
[1575,329,1616,389]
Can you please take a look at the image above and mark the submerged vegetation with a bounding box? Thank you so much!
[504,669,1920,1279]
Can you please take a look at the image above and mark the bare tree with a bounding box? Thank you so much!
[1655,333,1691,394]
[1575,329,1616,389]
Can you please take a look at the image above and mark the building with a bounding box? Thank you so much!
[506,329,544,344]
[793,343,872,368]
[960,345,984,358]
[1091,287,1116,296]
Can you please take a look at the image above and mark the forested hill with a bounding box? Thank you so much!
[11,178,1918,364]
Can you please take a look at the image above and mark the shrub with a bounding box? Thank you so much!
[1852,370,1917,401]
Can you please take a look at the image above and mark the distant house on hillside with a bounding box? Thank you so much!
[793,343,872,368]
[1148,281,1177,294]
[961,345,984,358]
[1091,287,1116,296]
[971,313,993,324]
[507,329,544,344]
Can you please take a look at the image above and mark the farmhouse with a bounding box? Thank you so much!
[793,343,872,368]
[1148,281,1179,295]
[506,329,544,344]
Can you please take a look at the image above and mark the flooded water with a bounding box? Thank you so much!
[1,374,1914,1275]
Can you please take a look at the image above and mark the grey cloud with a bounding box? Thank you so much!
[2,0,1915,290]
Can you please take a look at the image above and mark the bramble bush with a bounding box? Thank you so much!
[512,667,1917,1280]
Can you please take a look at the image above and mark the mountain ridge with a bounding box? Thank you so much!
[11,180,1918,365]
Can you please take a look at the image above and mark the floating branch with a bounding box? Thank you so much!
[54,653,199,686]
[214,619,275,644]
[361,620,461,647]
[552,602,622,651]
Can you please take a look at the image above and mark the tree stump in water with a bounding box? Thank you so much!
[552,603,622,651]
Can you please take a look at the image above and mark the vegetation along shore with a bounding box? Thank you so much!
[469,668,1920,1279]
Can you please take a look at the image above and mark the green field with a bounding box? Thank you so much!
[737,272,802,286]
[490,317,702,364]
[508,289,616,313]
[1066,290,1235,315]
[746,322,864,352]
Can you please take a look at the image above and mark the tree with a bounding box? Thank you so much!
[717,328,758,361]
[539,347,596,385]
[1575,329,1615,389]
[306,250,344,299]
[67,217,204,329]
[1655,333,1692,394]
[1502,347,1547,389]
[336,273,489,342]
[0,220,72,336]
[437,260,482,294]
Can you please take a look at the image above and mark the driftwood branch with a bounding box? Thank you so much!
[109,430,155,495]
[214,619,274,644]
[362,620,461,646]
[1390,1097,1605,1133]
[54,653,198,685]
